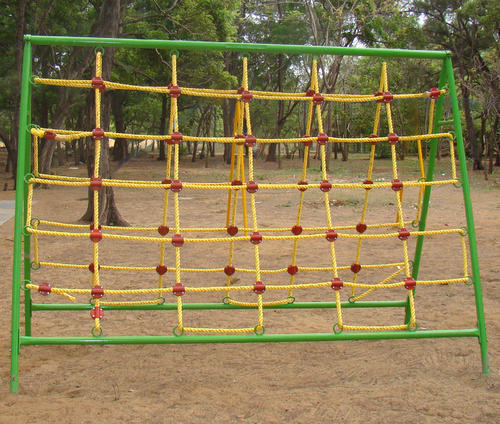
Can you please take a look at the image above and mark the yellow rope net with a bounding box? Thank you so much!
[25,51,468,336]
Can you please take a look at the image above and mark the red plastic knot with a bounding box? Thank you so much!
[369,134,378,146]
[92,128,104,140]
[291,225,303,235]
[320,180,332,192]
[287,265,299,276]
[161,178,172,188]
[356,223,367,234]
[246,181,258,193]
[404,277,416,290]
[90,176,102,191]
[313,93,324,105]
[250,232,262,245]
[170,180,182,193]
[363,179,373,190]
[325,229,338,242]
[305,88,315,97]
[224,265,236,276]
[351,263,361,274]
[245,134,257,147]
[374,91,384,103]
[43,130,57,140]
[89,223,102,231]
[169,85,181,98]
[237,86,244,94]
[391,179,403,191]
[91,76,106,92]
[172,282,185,296]
[169,131,183,145]
[253,281,266,294]
[331,277,343,291]
[317,133,329,145]
[398,228,410,241]
[235,133,245,146]
[156,265,168,275]
[90,229,102,243]
[302,135,312,147]
[90,306,104,319]
[383,92,393,103]
[171,234,184,247]
[297,181,308,192]
[158,225,169,236]
[241,90,253,103]
[429,87,441,100]
[88,263,101,273]
[91,285,104,299]
[231,179,243,187]
[227,225,238,236]
[388,133,399,145]
[38,282,51,296]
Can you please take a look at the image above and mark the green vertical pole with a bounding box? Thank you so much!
[444,56,489,374]
[10,39,32,393]
[406,60,448,323]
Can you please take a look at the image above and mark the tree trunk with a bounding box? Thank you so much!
[111,91,128,162]
[461,84,482,170]
[157,94,168,161]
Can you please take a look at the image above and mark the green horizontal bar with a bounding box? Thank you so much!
[31,300,406,311]
[20,329,479,345]
[25,35,449,59]
[439,120,454,125]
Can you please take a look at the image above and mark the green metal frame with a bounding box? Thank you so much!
[10,35,489,393]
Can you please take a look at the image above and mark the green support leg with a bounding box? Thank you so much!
[444,56,489,374]
[10,40,32,393]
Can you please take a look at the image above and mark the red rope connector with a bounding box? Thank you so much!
[429,87,441,100]
[172,282,185,296]
[90,306,104,319]
[291,225,303,235]
[383,92,393,103]
[156,265,167,275]
[302,135,312,147]
[91,77,106,92]
[90,229,102,243]
[169,132,183,145]
[235,133,245,146]
[245,134,256,147]
[227,225,238,236]
[92,128,104,140]
[246,181,258,193]
[404,277,416,290]
[317,133,329,145]
[351,263,361,274]
[363,179,373,190]
[168,85,181,98]
[287,265,298,275]
[170,180,182,192]
[158,225,169,236]
[398,228,410,241]
[331,277,343,290]
[171,234,184,247]
[162,178,172,187]
[88,263,101,273]
[224,265,236,276]
[313,93,324,105]
[326,229,338,242]
[250,232,262,245]
[91,285,104,299]
[305,88,315,97]
[89,223,102,231]
[231,180,243,187]
[38,282,51,296]
[297,181,308,192]
[369,134,378,145]
[391,179,403,191]
[241,91,253,103]
[90,176,102,191]
[320,180,332,192]
[356,223,367,233]
[253,281,266,294]
[43,130,57,140]
[374,91,383,103]
[388,133,399,145]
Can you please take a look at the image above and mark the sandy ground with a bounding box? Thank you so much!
[0,153,498,423]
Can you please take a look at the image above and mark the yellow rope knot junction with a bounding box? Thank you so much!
[26,51,469,336]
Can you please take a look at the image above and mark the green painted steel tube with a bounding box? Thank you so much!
[31,300,407,311]
[10,40,32,393]
[445,57,489,374]
[25,35,449,59]
[19,329,479,345]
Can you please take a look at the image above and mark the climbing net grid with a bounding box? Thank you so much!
[25,51,470,337]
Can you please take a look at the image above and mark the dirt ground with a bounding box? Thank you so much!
[0,153,498,423]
